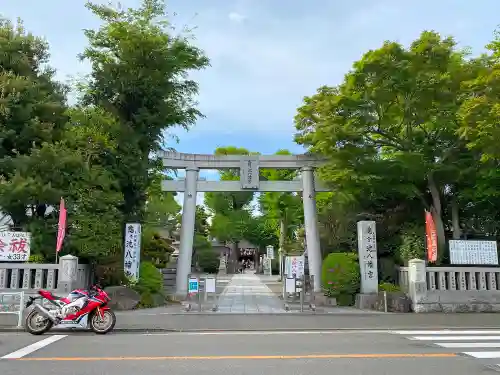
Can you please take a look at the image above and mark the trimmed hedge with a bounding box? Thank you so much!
[322,252,360,306]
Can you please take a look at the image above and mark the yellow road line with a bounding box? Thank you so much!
[14,353,457,361]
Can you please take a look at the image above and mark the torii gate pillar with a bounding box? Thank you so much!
[175,167,199,295]
[301,167,322,291]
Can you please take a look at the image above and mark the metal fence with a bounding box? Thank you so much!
[283,274,316,312]
[182,274,218,312]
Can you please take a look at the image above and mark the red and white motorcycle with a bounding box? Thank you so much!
[25,285,116,335]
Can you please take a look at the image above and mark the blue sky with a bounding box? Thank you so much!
[1,0,499,209]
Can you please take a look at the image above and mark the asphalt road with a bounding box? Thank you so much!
[2,330,500,374]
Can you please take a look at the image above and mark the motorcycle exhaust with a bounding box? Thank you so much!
[33,303,58,323]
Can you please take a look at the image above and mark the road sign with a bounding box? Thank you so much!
[266,245,275,260]
[188,277,199,294]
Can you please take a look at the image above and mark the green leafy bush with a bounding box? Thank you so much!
[322,252,360,305]
[135,261,163,294]
[378,282,401,292]
[398,225,425,262]
[197,248,219,273]
[28,254,46,263]
[138,292,154,308]
[271,258,280,274]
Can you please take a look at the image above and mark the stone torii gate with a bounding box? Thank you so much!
[161,152,328,295]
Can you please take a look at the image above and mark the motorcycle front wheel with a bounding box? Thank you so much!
[25,309,53,335]
[89,309,116,334]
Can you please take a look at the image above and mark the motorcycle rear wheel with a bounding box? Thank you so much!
[25,310,53,335]
[89,309,116,334]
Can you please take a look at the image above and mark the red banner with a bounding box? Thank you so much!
[56,198,67,253]
[425,210,438,263]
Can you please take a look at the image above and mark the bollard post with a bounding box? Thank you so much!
[383,291,388,313]
[299,275,304,312]
[309,275,316,311]
[198,278,203,312]
[17,292,24,327]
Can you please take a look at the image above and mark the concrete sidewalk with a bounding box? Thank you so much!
[217,273,285,313]
[2,307,500,332]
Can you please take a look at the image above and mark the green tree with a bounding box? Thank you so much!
[259,149,303,255]
[459,31,500,162]
[0,106,124,262]
[457,30,500,238]
[194,205,210,238]
[295,31,478,262]
[144,172,180,233]
[141,170,180,267]
[0,18,68,228]
[205,146,256,272]
[80,0,209,225]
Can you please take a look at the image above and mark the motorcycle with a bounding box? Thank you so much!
[24,284,116,335]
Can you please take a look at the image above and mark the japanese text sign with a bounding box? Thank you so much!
[357,221,378,294]
[0,232,31,262]
[266,245,275,260]
[285,256,305,278]
[123,223,141,280]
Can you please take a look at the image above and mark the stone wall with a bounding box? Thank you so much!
[403,259,500,313]
[414,291,500,313]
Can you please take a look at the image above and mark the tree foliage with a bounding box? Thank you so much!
[0,2,208,277]
[80,0,209,223]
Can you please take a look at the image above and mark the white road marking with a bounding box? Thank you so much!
[1,335,67,359]
[392,330,500,335]
[410,335,500,341]
[463,351,500,359]
[437,342,500,348]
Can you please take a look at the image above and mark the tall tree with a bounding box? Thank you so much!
[259,149,303,254]
[205,146,256,272]
[0,18,68,227]
[295,31,478,261]
[80,0,209,224]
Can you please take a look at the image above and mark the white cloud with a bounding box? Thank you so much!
[228,12,246,23]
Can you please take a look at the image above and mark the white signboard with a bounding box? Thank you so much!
[205,277,216,293]
[266,245,275,260]
[285,277,296,293]
[240,158,260,189]
[0,231,31,262]
[449,240,498,265]
[285,256,305,278]
[357,221,378,294]
[124,223,141,280]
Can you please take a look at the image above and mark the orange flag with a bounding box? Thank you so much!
[425,210,438,262]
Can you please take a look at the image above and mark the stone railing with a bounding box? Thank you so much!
[397,260,500,313]
[0,255,91,296]
[397,265,500,292]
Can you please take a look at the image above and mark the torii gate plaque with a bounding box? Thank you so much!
[160,151,327,295]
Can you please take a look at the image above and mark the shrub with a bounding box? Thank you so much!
[197,248,219,273]
[271,258,280,274]
[398,225,425,262]
[28,254,46,263]
[378,282,401,292]
[135,261,163,295]
[138,292,154,308]
[322,252,360,305]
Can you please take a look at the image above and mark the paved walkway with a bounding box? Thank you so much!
[217,272,286,313]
